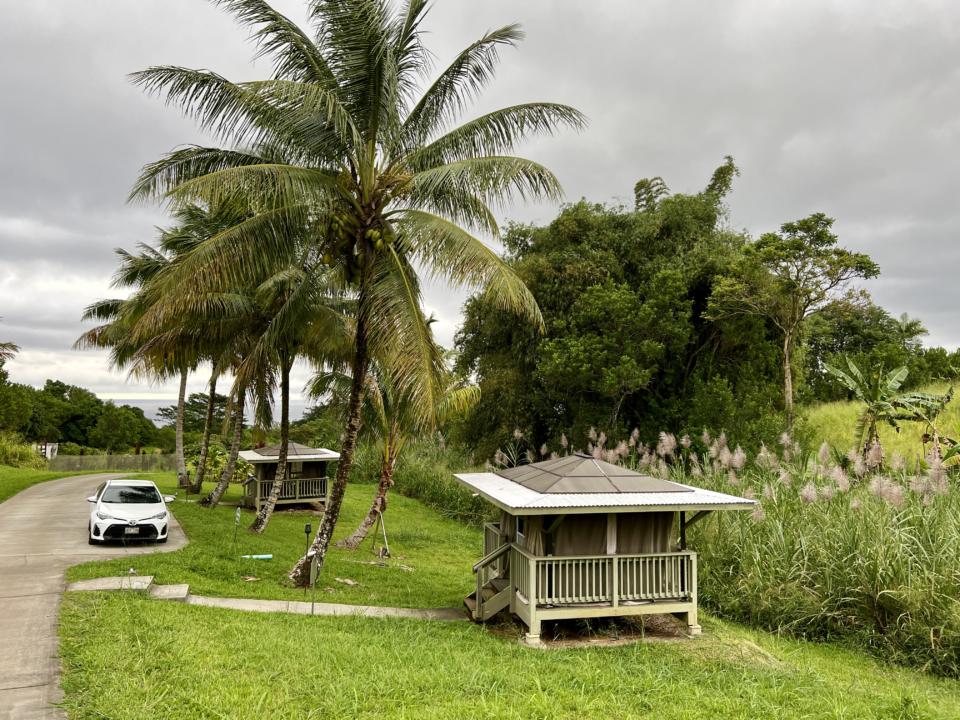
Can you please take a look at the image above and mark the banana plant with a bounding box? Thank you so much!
[826,357,952,457]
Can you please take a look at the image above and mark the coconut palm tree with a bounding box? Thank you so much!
[78,203,248,485]
[826,357,951,459]
[130,0,582,583]
[76,244,196,483]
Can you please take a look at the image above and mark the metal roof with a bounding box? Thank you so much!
[239,443,340,464]
[497,452,691,494]
[454,471,756,515]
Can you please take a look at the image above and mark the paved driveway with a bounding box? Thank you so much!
[0,473,186,719]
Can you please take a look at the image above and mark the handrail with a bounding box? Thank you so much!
[472,541,511,573]
[508,544,695,563]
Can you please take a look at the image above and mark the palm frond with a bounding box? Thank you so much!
[401,209,542,328]
[214,0,337,85]
[129,146,269,202]
[364,246,441,427]
[406,103,586,169]
[401,25,523,145]
[168,164,338,211]
[409,156,564,212]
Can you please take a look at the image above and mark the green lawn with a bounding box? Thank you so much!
[59,591,960,719]
[0,465,82,503]
[802,382,958,462]
[66,473,480,609]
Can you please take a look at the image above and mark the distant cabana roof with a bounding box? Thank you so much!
[239,442,340,464]
[454,452,755,515]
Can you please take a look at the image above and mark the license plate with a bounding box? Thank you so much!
[124,527,140,535]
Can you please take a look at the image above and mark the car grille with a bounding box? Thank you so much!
[102,523,159,541]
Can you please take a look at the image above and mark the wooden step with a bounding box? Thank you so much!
[463,592,479,620]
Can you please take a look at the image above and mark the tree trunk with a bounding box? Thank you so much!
[201,385,245,508]
[250,353,291,533]
[191,370,218,494]
[175,367,189,488]
[782,331,794,432]
[337,443,396,550]
[289,305,369,586]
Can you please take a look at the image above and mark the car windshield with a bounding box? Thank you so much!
[100,485,162,504]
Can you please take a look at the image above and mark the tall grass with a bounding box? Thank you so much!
[390,439,493,526]
[659,434,960,677]
[801,382,960,463]
[0,432,45,469]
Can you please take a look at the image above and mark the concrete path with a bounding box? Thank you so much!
[187,594,465,621]
[64,575,464,621]
[0,473,186,720]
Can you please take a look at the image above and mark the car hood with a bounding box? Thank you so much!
[99,502,166,522]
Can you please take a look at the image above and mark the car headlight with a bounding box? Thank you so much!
[144,511,168,521]
[96,509,114,520]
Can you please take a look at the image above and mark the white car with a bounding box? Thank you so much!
[87,479,174,545]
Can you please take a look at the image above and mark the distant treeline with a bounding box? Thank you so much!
[0,361,235,455]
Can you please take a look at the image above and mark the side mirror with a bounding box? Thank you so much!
[86,496,97,503]
[163,495,176,503]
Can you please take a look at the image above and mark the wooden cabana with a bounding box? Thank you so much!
[454,453,755,643]
[239,442,339,510]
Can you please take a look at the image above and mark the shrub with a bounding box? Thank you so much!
[57,442,105,456]
[0,432,45,469]
[186,443,251,484]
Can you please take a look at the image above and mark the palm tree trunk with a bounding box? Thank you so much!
[202,384,245,508]
[191,369,218,493]
[782,330,794,432]
[250,353,291,533]
[337,442,396,550]
[289,306,369,586]
[175,367,189,488]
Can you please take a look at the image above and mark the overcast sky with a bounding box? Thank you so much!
[2,0,959,419]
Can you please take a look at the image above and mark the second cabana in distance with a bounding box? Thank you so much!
[239,442,339,510]
[454,452,756,643]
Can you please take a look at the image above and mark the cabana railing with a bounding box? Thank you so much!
[246,476,328,502]
[508,545,695,607]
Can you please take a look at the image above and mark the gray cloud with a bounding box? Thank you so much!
[2,0,959,414]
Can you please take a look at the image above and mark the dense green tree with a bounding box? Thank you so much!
[802,297,929,402]
[158,391,229,433]
[456,160,785,459]
[87,403,157,452]
[707,213,880,429]
[40,381,105,446]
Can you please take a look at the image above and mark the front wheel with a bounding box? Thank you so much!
[157,537,168,544]
[87,525,99,545]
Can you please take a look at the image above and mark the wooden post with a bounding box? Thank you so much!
[687,553,700,635]
[526,554,539,644]
[607,513,618,607]
[680,511,687,550]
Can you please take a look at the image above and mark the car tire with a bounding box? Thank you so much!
[88,525,99,545]
[157,537,168,544]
